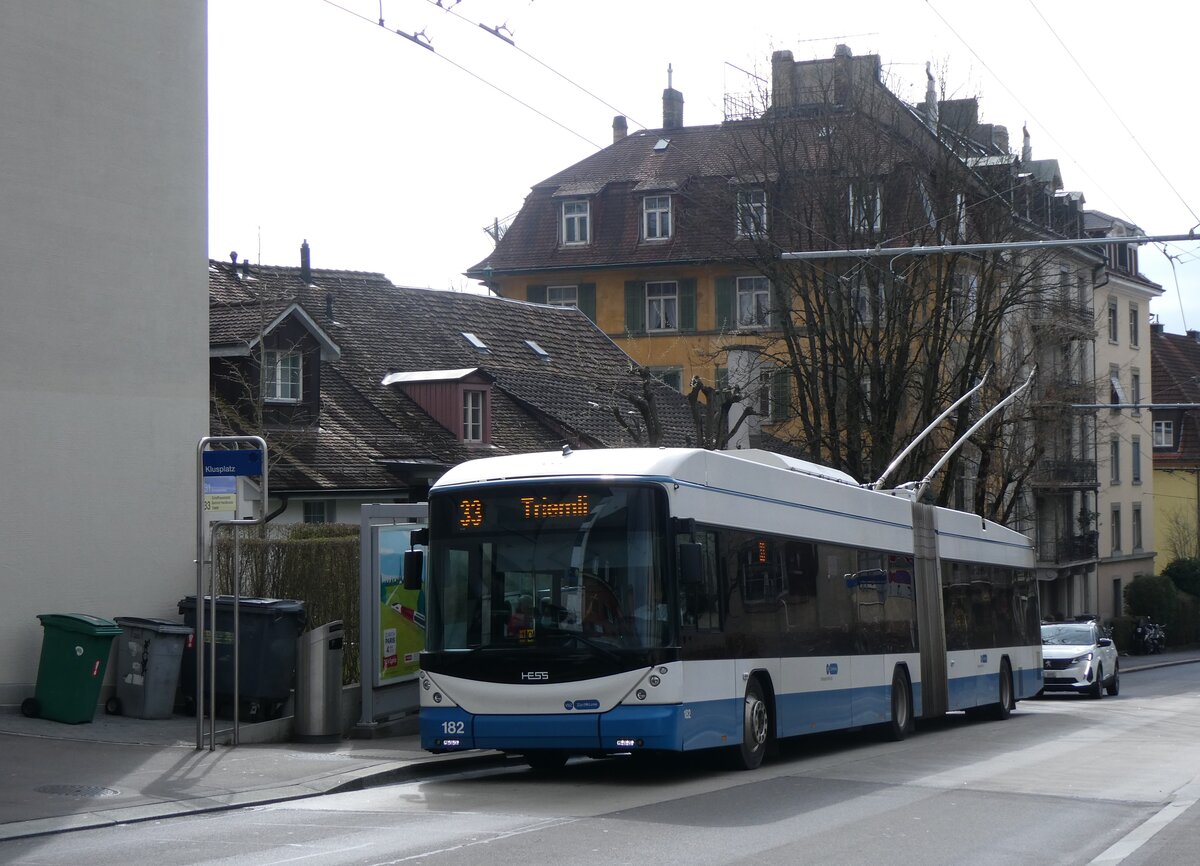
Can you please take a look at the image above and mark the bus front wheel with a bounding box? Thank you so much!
[729,677,770,770]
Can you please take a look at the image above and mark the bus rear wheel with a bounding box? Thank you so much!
[986,660,1013,720]
[885,666,914,741]
[728,677,770,770]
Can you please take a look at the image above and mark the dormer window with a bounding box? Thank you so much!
[463,389,485,442]
[263,350,302,403]
[643,195,672,240]
[524,339,550,360]
[736,188,767,237]
[561,199,590,245]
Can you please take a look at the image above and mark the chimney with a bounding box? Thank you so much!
[992,124,1010,154]
[1189,329,1200,343]
[923,61,939,129]
[1151,321,1165,336]
[300,239,312,284]
[1021,123,1032,161]
[771,50,795,112]
[613,115,628,143]
[662,63,683,130]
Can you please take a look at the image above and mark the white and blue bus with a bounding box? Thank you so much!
[414,447,1041,770]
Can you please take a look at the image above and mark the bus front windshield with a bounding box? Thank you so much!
[427,484,669,652]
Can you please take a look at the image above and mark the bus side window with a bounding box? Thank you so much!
[681,530,720,630]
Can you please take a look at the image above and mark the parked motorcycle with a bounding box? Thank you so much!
[1148,622,1167,654]
[1133,618,1167,654]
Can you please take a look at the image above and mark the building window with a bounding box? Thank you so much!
[1108,297,1119,343]
[951,271,978,323]
[1153,420,1173,448]
[849,181,882,235]
[643,195,672,240]
[547,285,578,307]
[736,276,771,327]
[302,501,329,524]
[851,271,884,325]
[463,390,485,442]
[561,199,590,245]
[1109,365,1125,411]
[1132,504,1143,551]
[1130,369,1141,415]
[646,281,678,331]
[736,188,767,237]
[1111,504,1122,553]
[1132,435,1142,484]
[649,367,683,391]
[758,368,789,421]
[263,350,302,403]
[1112,578,1122,618]
[1129,302,1140,347]
[1110,436,1120,484]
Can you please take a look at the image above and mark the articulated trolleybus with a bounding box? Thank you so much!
[414,446,1041,770]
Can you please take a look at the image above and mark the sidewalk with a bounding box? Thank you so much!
[2,649,1197,843]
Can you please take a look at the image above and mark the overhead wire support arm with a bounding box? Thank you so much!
[779,232,1200,261]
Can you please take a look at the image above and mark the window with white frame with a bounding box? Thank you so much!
[955,192,968,239]
[263,350,302,402]
[736,275,771,327]
[1109,365,1125,410]
[1111,504,1122,553]
[547,285,578,307]
[1129,302,1140,347]
[463,390,485,442]
[1153,420,1173,448]
[1132,503,1143,550]
[1110,436,1120,484]
[646,281,678,331]
[643,195,672,240]
[561,199,590,245]
[1132,435,1142,483]
[1108,297,1119,342]
[736,188,767,237]
[849,181,882,234]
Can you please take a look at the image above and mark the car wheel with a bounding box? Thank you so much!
[1089,664,1104,699]
[728,677,770,770]
[1106,661,1120,696]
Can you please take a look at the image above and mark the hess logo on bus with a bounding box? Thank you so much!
[521,671,550,681]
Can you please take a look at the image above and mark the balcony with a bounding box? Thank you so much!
[1029,299,1095,339]
[1030,458,1098,488]
[1037,531,1099,565]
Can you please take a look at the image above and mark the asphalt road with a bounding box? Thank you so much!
[4,664,1199,866]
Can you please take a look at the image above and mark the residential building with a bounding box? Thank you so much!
[209,246,697,521]
[468,44,1148,622]
[0,4,207,707]
[1085,213,1162,619]
[1150,324,1200,574]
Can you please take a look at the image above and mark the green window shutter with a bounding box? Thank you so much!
[578,283,597,322]
[771,369,790,421]
[526,284,547,304]
[679,278,697,332]
[624,281,645,335]
[715,276,736,331]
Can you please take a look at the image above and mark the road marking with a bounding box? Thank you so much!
[1088,780,1200,865]
[369,816,579,864]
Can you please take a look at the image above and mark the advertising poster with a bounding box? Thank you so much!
[377,525,425,685]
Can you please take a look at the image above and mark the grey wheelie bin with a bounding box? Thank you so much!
[108,616,193,719]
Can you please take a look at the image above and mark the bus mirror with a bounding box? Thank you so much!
[410,528,429,546]
[679,541,703,586]
[403,549,424,590]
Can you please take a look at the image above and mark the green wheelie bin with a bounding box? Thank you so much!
[22,613,122,724]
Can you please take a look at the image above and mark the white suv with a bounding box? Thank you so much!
[1041,621,1119,698]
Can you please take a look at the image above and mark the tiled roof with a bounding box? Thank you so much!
[1151,328,1200,466]
[209,258,697,494]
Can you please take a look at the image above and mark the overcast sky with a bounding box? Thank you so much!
[209,0,1200,333]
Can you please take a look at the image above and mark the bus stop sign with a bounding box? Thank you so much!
[202,449,264,477]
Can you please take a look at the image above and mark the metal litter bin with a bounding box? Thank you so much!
[22,614,122,724]
[109,617,193,719]
[294,621,344,743]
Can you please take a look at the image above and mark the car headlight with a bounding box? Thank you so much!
[1070,651,1094,664]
